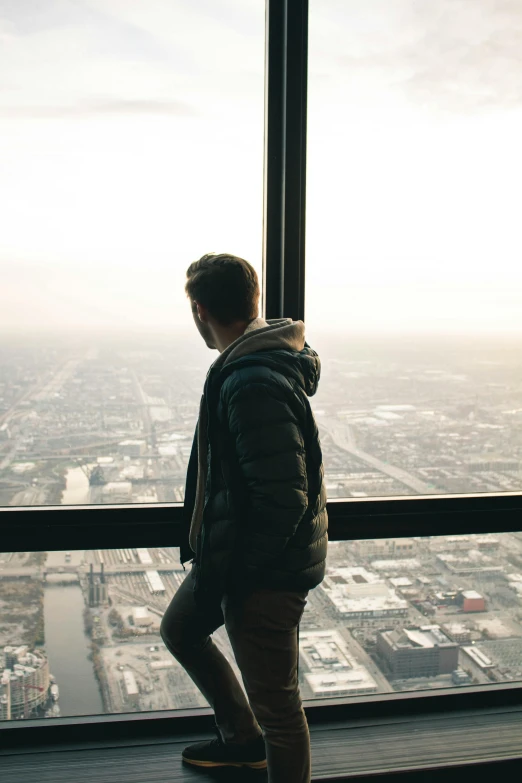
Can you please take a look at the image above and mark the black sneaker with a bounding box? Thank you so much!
[182,732,267,770]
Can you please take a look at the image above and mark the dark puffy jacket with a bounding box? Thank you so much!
[179,343,328,604]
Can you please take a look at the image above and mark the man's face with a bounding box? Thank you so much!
[191,301,217,350]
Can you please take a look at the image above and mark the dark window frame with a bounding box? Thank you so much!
[2,0,522,742]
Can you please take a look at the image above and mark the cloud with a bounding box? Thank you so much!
[323,0,522,114]
[0,98,197,119]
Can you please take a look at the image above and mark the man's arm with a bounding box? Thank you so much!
[226,380,308,582]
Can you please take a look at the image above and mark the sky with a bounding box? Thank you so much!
[1,0,522,335]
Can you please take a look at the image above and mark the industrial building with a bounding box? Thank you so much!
[457,590,486,613]
[299,630,378,698]
[323,567,408,620]
[436,552,503,575]
[353,539,417,559]
[132,607,153,627]
[1,646,50,720]
[442,623,473,644]
[88,563,108,607]
[119,439,147,458]
[377,626,459,679]
[461,639,522,681]
[144,570,165,594]
[101,481,133,502]
[136,548,153,565]
[122,670,139,706]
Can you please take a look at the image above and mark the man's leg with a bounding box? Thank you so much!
[224,589,310,783]
[160,567,261,744]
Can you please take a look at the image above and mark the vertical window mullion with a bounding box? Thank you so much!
[263,0,309,322]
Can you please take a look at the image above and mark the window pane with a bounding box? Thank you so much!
[0,1,264,507]
[307,1,522,498]
[2,534,522,721]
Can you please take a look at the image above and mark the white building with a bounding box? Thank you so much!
[144,570,165,594]
[322,567,409,620]
[132,607,153,627]
[299,630,377,698]
[136,548,153,566]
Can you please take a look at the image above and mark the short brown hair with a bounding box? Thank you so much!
[185,253,260,326]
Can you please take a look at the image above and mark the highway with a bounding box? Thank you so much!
[319,416,433,494]
[0,564,181,578]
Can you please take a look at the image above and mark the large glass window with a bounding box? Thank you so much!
[0,1,264,507]
[307,0,522,498]
[2,533,522,721]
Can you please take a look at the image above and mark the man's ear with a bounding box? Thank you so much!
[195,301,207,322]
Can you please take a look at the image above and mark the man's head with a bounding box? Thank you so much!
[185,253,260,351]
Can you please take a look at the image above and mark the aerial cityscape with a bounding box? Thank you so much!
[1,333,521,507]
[1,332,522,720]
[2,533,522,721]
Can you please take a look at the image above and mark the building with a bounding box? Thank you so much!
[475,537,501,552]
[457,590,486,613]
[452,668,472,685]
[88,563,108,607]
[377,626,459,679]
[101,482,133,502]
[136,548,153,565]
[466,460,519,473]
[122,670,139,706]
[442,623,472,644]
[353,539,417,559]
[430,536,473,553]
[0,670,12,721]
[119,439,147,458]
[1,646,50,720]
[322,567,408,620]
[299,630,378,698]
[437,552,502,576]
[132,607,153,627]
[461,646,494,670]
[462,639,522,681]
[144,570,165,594]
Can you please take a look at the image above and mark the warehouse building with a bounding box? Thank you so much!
[299,630,378,698]
[456,590,486,613]
[144,570,165,594]
[323,567,408,620]
[377,625,459,679]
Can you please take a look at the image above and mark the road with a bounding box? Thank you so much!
[319,416,433,494]
[0,563,181,578]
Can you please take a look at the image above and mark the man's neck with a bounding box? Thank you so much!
[213,321,250,353]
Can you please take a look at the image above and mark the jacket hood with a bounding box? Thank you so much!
[212,317,321,397]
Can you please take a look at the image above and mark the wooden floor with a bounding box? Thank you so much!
[1,708,522,782]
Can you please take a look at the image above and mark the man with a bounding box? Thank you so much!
[160,253,328,783]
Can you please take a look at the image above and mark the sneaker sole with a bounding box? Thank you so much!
[182,757,267,769]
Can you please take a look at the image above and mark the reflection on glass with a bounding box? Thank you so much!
[2,534,522,721]
[307,1,522,498]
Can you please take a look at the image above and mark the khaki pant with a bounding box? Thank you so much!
[160,566,310,783]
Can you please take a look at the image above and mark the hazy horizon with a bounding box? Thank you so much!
[1,0,522,334]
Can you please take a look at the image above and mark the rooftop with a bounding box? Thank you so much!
[383,625,456,650]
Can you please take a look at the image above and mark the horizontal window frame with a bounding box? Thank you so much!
[1,492,522,551]
[2,681,522,750]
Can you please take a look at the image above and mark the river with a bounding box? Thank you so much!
[62,466,90,505]
[43,583,104,717]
